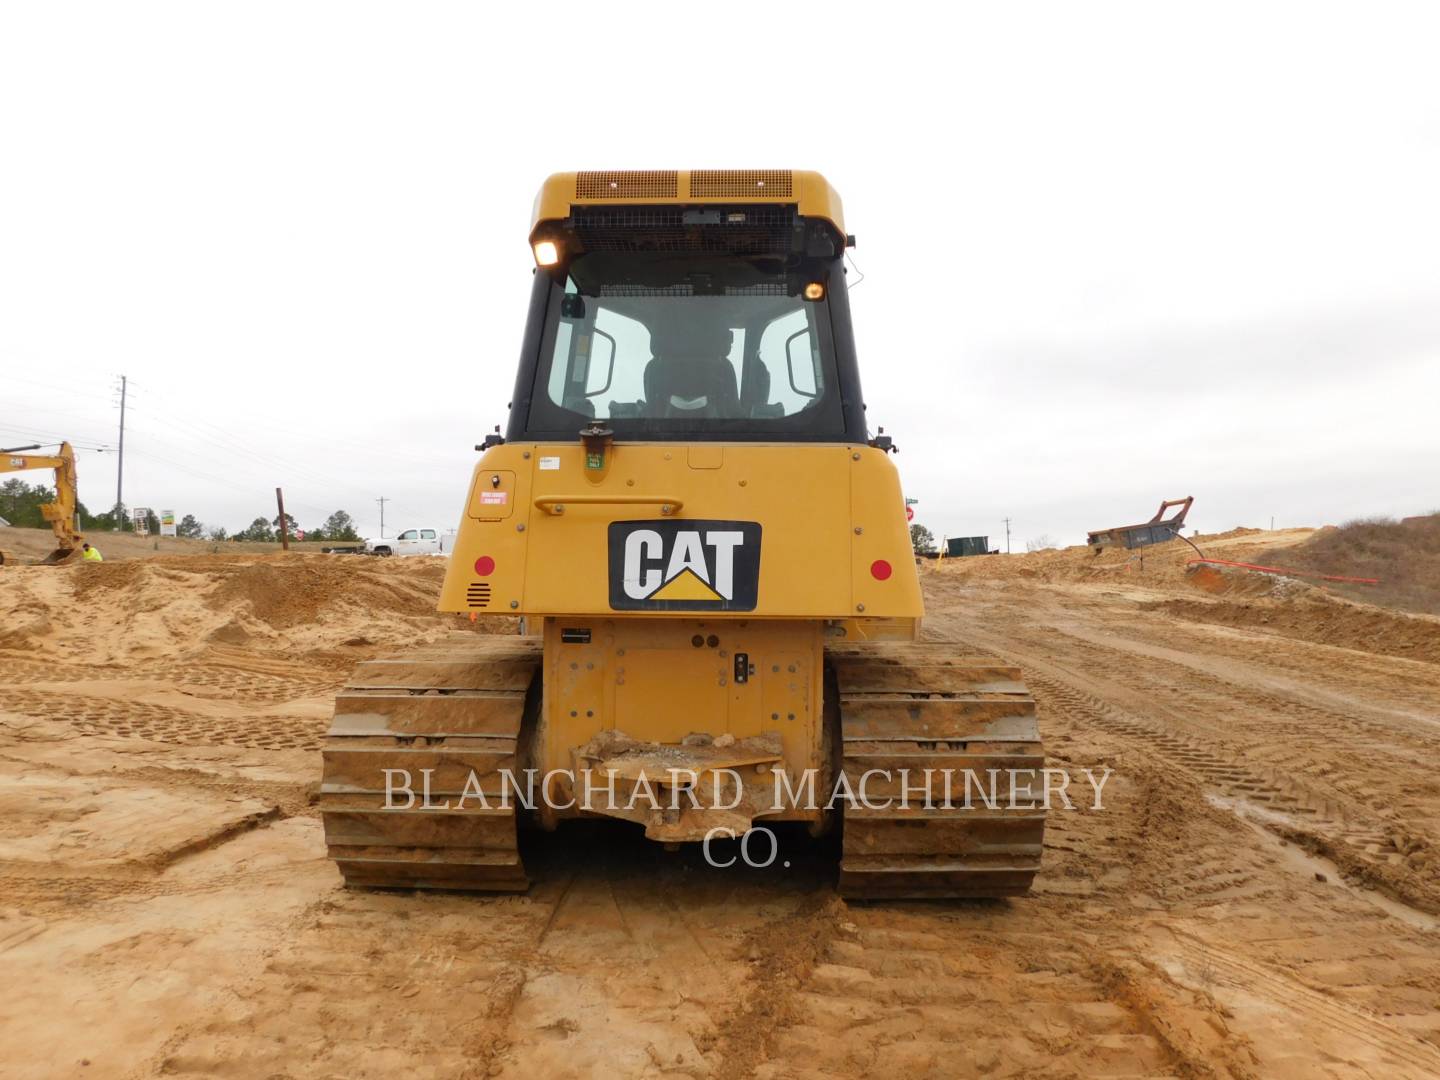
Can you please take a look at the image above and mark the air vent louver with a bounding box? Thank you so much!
[569,206,797,255]
[689,170,793,198]
[576,171,679,199]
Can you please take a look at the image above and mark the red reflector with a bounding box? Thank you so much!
[474,556,495,576]
[870,559,892,581]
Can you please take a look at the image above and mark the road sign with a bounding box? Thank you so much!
[906,506,914,522]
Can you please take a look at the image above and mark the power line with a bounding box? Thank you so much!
[127,378,436,467]
[0,423,114,448]
[6,372,120,404]
[124,394,400,504]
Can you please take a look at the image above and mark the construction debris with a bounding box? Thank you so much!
[1087,496,1193,553]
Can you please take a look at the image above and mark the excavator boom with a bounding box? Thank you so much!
[0,442,83,564]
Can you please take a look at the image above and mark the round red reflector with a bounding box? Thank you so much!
[474,556,495,576]
[870,559,892,581]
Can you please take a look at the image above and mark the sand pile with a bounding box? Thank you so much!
[1153,569,1440,664]
[931,527,1313,588]
[1,553,492,665]
[1181,560,1315,600]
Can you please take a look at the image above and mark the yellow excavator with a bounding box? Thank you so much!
[0,442,83,565]
[319,171,1045,899]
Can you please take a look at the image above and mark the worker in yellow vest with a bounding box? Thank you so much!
[81,542,103,562]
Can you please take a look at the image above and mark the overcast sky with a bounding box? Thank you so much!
[3,2,1437,547]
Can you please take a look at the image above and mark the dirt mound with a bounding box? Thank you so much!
[1258,513,1440,615]
[206,556,446,629]
[931,528,1316,590]
[0,524,338,563]
[1151,566,1440,664]
[1181,561,1316,600]
[0,553,496,665]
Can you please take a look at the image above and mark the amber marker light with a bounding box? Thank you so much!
[803,282,826,301]
[533,240,560,267]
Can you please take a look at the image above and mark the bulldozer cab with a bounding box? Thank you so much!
[513,205,865,444]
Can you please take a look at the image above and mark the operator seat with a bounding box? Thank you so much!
[643,322,740,419]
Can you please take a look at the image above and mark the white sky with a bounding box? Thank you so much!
[3,2,1437,547]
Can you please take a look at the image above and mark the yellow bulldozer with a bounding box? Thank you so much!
[0,441,83,565]
[319,171,1045,899]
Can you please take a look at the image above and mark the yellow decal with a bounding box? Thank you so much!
[649,567,723,602]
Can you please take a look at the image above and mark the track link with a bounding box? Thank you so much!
[319,635,540,891]
[829,641,1045,899]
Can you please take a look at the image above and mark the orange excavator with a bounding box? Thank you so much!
[0,442,84,565]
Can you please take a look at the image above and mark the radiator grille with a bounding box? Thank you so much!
[600,284,695,297]
[570,206,797,255]
[690,170,793,199]
[576,170,679,200]
[466,583,492,609]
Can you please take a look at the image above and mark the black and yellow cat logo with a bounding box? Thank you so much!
[608,520,762,611]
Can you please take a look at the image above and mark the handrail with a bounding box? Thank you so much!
[534,494,684,516]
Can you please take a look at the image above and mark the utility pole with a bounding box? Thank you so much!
[376,496,389,538]
[115,375,127,519]
[1003,517,1012,554]
[276,487,290,551]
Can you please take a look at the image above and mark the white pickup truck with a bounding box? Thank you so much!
[364,528,450,557]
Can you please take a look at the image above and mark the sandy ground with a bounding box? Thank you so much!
[0,524,337,563]
[3,536,1440,1079]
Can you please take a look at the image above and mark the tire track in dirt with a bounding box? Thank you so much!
[2,687,326,751]
[932,601,1440,913]
[995,638,1433,914]
[754,906,1258,1078]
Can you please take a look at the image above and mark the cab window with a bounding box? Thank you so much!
[524,252,845,439]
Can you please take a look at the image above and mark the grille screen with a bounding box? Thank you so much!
[725,283,788,296]
[576,171,679,200]
[570,206,797,255]
[466,583,491,609]
[690,170,793,199]
[600,284,695,297]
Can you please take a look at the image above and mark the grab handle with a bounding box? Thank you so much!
[534,494,684,516]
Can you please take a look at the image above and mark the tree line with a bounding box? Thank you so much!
[0,480,361,543]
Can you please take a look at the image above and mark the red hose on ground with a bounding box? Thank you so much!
[1186,557,1379,585]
